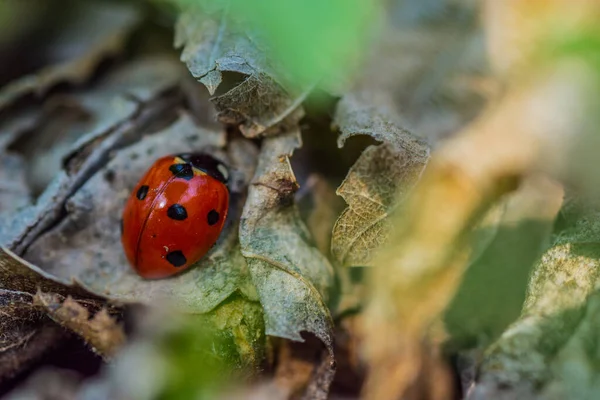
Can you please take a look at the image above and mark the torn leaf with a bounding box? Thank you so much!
[239,130,335,359]
[331,93,430,267]
[174,4,306,137]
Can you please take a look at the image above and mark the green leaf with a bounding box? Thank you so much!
[174,0,380,93]
[475,207,600,394]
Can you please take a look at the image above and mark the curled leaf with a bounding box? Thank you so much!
[239,130,335,356]
[174,4,306,137]
[331,93,430,267]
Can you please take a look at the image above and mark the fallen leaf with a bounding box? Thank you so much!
[23,113,258,314]
[0,56,186,254]
[34,293,125,359]
[239,129,336,394]
[331,93,430,267]
[0,0,140,112]
[0,153,30,214]
[174,4,306,138]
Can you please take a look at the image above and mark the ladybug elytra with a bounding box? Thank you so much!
[121,153,229,279]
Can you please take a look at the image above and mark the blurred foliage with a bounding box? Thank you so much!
[158,296,265,399]
[170,0,381,91]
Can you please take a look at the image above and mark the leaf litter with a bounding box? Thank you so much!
[5,0,599,399]
[0,56,185,254]
[0,247,116,379]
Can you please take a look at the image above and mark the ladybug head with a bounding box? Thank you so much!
[177,153,229,184]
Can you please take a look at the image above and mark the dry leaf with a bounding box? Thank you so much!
[331,93,430,267]
[175,4,306,138]
[0,248,105,381]
[34,292,124,359]
[0,56,186,254]
[23,113,258,314]
[239,130,335,359]
[0,1,140,112]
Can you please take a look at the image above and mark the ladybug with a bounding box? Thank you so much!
[121,153,229,279]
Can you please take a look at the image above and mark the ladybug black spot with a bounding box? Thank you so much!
[207,209,219,226]
[167,204,188,221]
[166,250,186,267]
[136,185,149,200]
[169,163,194,180]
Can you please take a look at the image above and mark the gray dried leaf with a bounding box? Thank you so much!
[0,1,140,111]
[24,113,258,313]
[331,93,430,266]
[0,56,185,254]
[239,130,335,355]
[0,153,30,214]
[174,5,306,138]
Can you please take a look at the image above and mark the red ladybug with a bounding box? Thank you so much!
[121,153,229,279]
